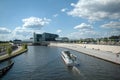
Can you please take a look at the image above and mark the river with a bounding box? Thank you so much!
[1,46,120,80]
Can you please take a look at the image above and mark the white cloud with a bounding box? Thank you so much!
[103,30,120,37]
[74,23,93,30]
[12,16,50,40]
[53,14,58,17]
[11,26,44,40]
[7,27,30,40]
[67,23,100,39]
[101,21,120,37]
[0,27,11,41]
[68,21,120,39]
[68,0,120,21]
[101,21,120,29]
[22,17,51,29]
[0,17,50,41]
[56,29,62,33]
[109,30,120,36]
[0,34,11,41]
[61,8,68,12]
[12,27,31,35]
[68,30,100,39]
[0,27,11,34]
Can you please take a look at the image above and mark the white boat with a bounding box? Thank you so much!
[61,51,77,67]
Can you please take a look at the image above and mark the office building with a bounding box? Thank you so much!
[33,32,59,43]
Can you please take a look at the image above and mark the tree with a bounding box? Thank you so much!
[22,44,27,49]
[103,37,108,42]
[24,44,27,49]
[109,35,120,42]
[7,46,12,56]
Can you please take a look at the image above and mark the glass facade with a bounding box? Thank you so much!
[33,32,59,43]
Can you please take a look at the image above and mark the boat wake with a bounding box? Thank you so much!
[67,65,81,76]
[67,66,87,80]
[72,66,80,75]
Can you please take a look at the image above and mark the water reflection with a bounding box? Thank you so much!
[7,59,12,65]
[0,59,13,68]
[0,59,14,78]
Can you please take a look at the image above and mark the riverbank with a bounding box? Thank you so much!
[50,43,120,65]
[0,46,27,62]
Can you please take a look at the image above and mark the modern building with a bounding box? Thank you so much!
[13,39,22,44]
[33,32,59,43]
[42,33,59,41]
[33,33,42,43]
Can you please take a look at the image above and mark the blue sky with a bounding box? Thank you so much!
[0,0,120,41]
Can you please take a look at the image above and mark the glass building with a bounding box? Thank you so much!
[33,32,59,43]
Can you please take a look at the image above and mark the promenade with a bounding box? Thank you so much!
[50,43,120,65]
[0,46,26,62]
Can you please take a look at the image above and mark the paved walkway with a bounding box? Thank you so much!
[0,46,23,61]
[50,43,120,65]
[0,52,6,56]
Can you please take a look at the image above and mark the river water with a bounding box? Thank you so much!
[1,46,120,80]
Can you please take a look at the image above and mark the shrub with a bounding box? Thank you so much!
[22,44,27,49]
[7,46,12,56]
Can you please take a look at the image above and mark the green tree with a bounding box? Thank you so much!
[22,44,27,49]
[103,38,108,42]
[7,46,12,56]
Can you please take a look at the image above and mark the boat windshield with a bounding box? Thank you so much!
[64,51,71,57]
[64,51,76,61]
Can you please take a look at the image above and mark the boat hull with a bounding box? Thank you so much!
[61,54,74,67]
[61,51,77,67]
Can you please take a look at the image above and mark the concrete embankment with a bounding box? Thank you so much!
[0,46,27,62]
[50,43,120,65]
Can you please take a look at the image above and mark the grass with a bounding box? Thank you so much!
[0,43,11,46]
[12,47,27,56]
[0,45,27,62]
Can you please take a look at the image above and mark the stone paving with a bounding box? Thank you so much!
[50,43,120,65]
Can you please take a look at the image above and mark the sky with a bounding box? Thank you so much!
[0,0,120,41]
